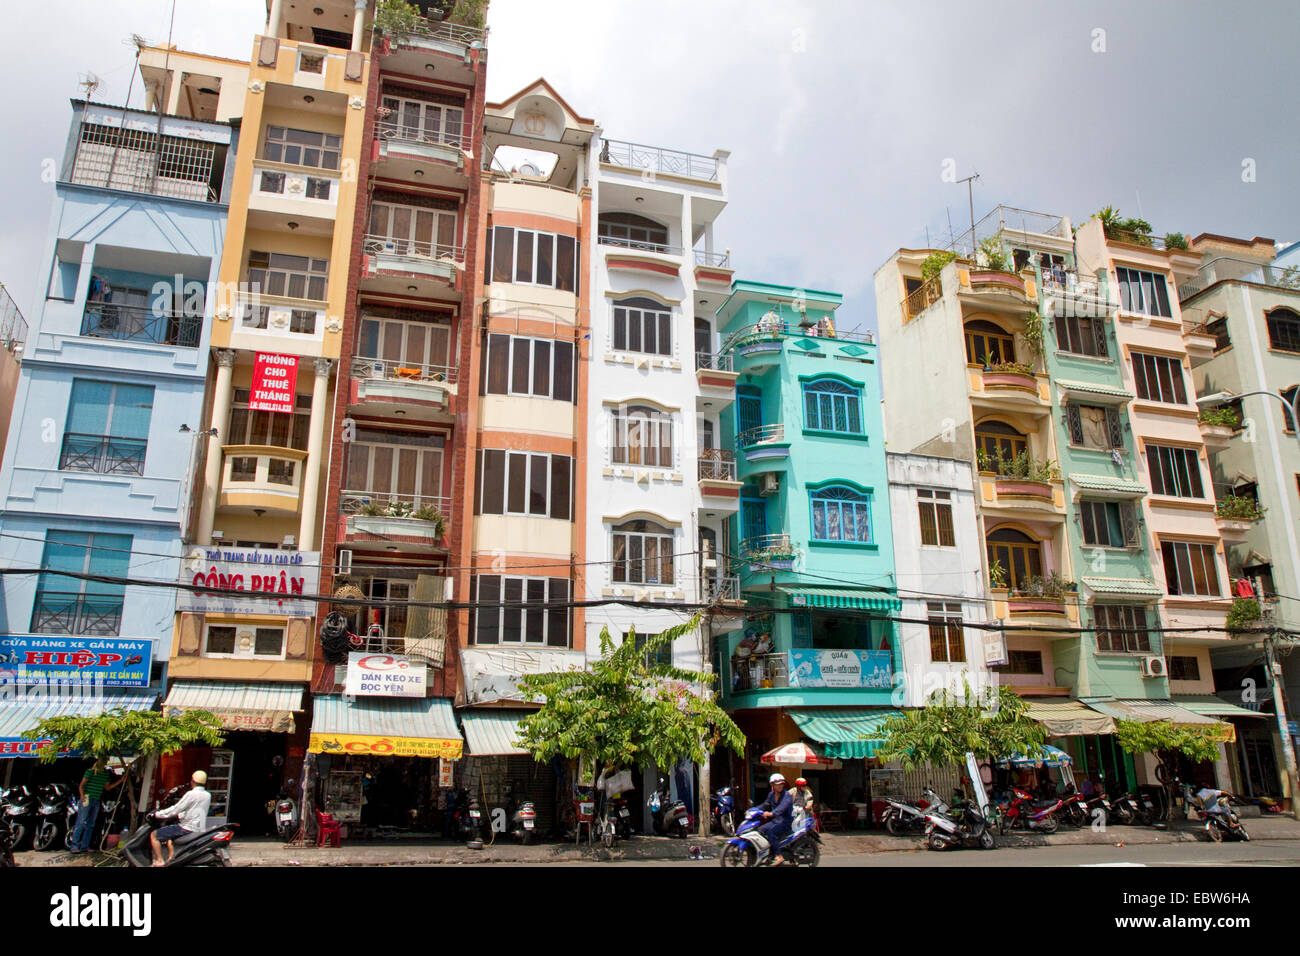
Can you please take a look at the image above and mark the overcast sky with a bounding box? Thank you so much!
[2,0,1298,334]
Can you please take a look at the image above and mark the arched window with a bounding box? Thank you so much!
[974,420,1027,473]
[810,485,872,543]
[802,379,863,434]
[964,320,1015,366]
[1266,308,1300,354]
[985,528,1042,590]
[612,519,674,585]
[611,405,673,467]
[597,212,669,252]
[612,296,672,356]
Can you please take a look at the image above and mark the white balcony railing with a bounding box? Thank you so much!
[352,356,458,387]
[374,120,471,154]
[697,454,737,482]
[737,423,785,447]
[364,234,466,269]
[598,138,720,182]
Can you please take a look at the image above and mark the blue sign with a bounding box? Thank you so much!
[787,649,893,689]
[0,635,152,687]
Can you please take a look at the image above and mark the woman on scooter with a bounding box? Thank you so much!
[757,773,794,865]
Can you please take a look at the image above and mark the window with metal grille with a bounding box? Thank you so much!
[475,450,573,520]
[470,575,570,646]
[1146,444,1205,498]
[1115,267,1172,317]
[612,296,673,357]
[1094,604,1152,653]
[1054,314,1109,357]
[927,602,965,662]
[628,631,672,668]
[30,531,131,636]
[1161,540,1222,596]
[802,378,863,434]
[1079,499,1139,548]
[71,123,220,201]
[1066,403,1123,450]
[1167,655,1201,681]
[610,406,674,468]
[1131,352,1188,404]
[297,51,325,74]
[59,380,154,476]
[810,486,873,543]
[263,126,341,170]
[612,521,675,585]
[246,251,328,301]
[1267,308,1300,353]
[918,488,955,546]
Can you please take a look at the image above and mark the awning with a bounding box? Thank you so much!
[0,689,157,757]
[163,681,304,733]
[1024,698,1116,736]
[1068,474,1149,498]
[1057,379,1134,403]
[1173,695,1268,720]
[459,708,530,756]
[785,588,902,612]
[1084,698,1224,726]
[1080,577,1164,597]
[788,708,902,759]
[308,694,463,759]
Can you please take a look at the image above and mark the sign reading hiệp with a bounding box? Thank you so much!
[0,635,152,688]
[177,548,320,617]
[250,352,299,413]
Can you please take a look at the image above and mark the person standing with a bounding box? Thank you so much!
[69,758,124,853]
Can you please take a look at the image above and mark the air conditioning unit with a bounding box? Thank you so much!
[1142,656,1167,678]
[759,472,780,497]
[337,549,353,575]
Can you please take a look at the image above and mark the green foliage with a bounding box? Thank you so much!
[1114,718,1222,765]
[412,505,447,536]
[986,360,1034,376]
[516,615,745,775]
[1095,207,1154,245]
[876,685,1046,768]
[373,0,421,34]
[1165,232,1189,250]
[978,447,1060,482]
[977,236,1009,272]
[1216,495,1265,521]
[1277,265,1300,291]
[1226,597,1263,631]
[1198,406,1240,428]
[22,708,224,765]
[988,558,1007,590]
[449,0,488,27]
[921,251,957,284]
[1021,311,1046,359]
[1014,572,1076,599]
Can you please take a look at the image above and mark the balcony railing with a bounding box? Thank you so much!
[352,356,458,387]
[81,302,203,348]
[31,592,124,637]
[695,351,734,372]
[1040,268,1114,305]
[701,575,741,604]
[0,282,28,353]
[741,533,794,558]
[597,234,683,257]
[694,250,731,268]
[364,234,466,266]
[341,490,453,532]
[1178,257,1300,301]
[59,434,147,476]
[902,277,942,318]
[698,451,737,482]
[401,17,488,47]
[598,138,720,182]
[737,423,785,447]
[375,120,471,153]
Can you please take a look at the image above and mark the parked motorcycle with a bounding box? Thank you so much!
[997,787,1061,835]
[880,786,949,836]
[265,779,299,842]
[118,811,237,868]
[647,777,691,838]
[0,806,14,867]
[610,792,634,839]
[924,799,996,851]
[1,786,37,851]
[506,782,538,844]
[34,783,75,851]
[720,805,821,867]
[710,785,736,836]
[1181,782,1250,842]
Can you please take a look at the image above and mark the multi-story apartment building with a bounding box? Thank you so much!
[0,94,234,766]
[714,281,899,807]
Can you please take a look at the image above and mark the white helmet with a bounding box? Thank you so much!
[769,772,786,785]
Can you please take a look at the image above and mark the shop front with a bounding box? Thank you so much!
[1083,697,1233,788]
[1021,697,1131,795]
[458,708,562,836]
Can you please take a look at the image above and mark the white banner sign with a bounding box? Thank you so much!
[345,652,427,698]
[178,549,320,617]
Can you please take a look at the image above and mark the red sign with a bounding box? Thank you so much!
[250,352,300,413]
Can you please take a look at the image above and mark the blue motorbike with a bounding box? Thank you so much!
[720,806,821,867]
[711,785,736,836]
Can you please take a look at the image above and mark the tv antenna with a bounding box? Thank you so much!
[78,72,102,101]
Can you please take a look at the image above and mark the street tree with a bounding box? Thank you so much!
[876,684,1047,769]
[1114,718,1223,786]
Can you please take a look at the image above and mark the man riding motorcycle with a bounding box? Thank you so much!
[756,772,794,865]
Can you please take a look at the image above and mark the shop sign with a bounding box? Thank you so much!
[0,737,60,758]
[250,352,299,413]
[787,649,893,689]
[0,635,152,687]
[308,733,462,759]
[177,548,320,617]
[345,652,427,698]
[438,758,455,788]
[982,629,1008,668]
[165,706,295,733]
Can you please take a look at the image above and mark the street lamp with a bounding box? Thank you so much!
[1196,388,1300,818]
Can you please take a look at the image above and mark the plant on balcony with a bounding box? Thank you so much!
[358,499,419,519]
[981,448,1060,483]
[373,0,421,34]
[976,236,1010,272]
[745,544,798,564]
[1198,406,1240,428]
[1216,495,1265,521]
[413,505,448,537]
[1278,265,1300,291]
[1165,232,1189,250]
[921,250,957,284]
[1013,572,1075,600]
[1226,597,1263,632]
[448,0,488,27]
[988,558,1007,590]
[876,685,1047,768]
[1095,207,1153,245]
[1021,311,1046,359]
[985,360,1034,377]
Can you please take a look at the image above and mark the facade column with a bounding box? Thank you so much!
[351,0,368,51]
[267,0,284,37]
[195,349,236,545]
[298,358,333,550]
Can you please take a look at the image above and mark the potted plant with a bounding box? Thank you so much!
[373,0,420,36]
[989,559,1007,591]
[1216,496,1265,521]
[1226,597,1262,633]
[1198,406,1240,429]
[976,236,1010,272]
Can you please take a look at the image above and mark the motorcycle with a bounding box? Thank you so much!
[1,786,37,851]
[0,806,14,867]
[265,779,299,842]
[647,777,691,838]
[118,811,237,868]
[996,787,1061,835]
[925,799,997,850]
[880,786,949,836]
[34,783,76,852]
[720,806,821,867]
[506,782,538,844]
[610,792,633,839]
[1181,783,1250,842]
[463,795,485,843]
[710,785,736,836]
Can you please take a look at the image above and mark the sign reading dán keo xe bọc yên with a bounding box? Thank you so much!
[0,635,152,687]
[345,652,428,698]
[177,548,320,617]
[786,649,893,689]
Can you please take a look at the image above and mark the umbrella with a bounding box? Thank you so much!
[760,741,843,770]
[993,744,1073,769]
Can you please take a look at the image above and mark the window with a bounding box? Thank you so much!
[1079,499,1139,548]
[1161,540,1221,596]
[30,531,131,636]
[964,320,1015,366]
[986,528,1042,591]
[379,94,465,147]
[802,379,863,434]
[1283,387,1299,433]
[246,250,328,301]
[1007,650,1043,675]
[597,212,669,252]
[1066,403,1123,450]
[1168,655,1201,681]
[1094,604,1152,653]
[1131,352,1188,404]
[347,429,444,504]
[610,406,674,468]
[369,201,457,258]
[483,333,575,402]
[475,450,573,520]
[259,171,286,194]
[59,381,154,476]
[227,389,312,451]
[484,227,578,292]
[471,575,570,647]
[917,489,955,547]
[203,624,286,659]
[1115,267,1172,317]
[927,602,965,663]
[1146,444,1205,498]
[1206,317,1231,351]
[360,313,451,376]
[975,420,1028,469]
[1054,314,1109,357]
[629,631,672,668]
[304,177,331,200]
[810,486,873,543]
[263,126,341,170]
[612,520,675,585]
[612,297,673,357]
[1267,309,1300,353]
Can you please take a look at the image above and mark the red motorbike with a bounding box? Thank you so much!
[997,787,1062,834]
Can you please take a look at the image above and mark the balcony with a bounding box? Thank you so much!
[695,351,737,408]
[990,581,1080,626]
[701,574,743,605]
[341,491,452,549]
[247,159,340,223]
[740,533,798,571]
[31,592,124,637]
[970,362,1049,411]
[230,295,327,342]
[1040,269,1116,313]
[67,119,222,203]
[1198,409,1240,450]
[737,423,790,464]
[1183,321,1220,366]
[693,250,734,289]
[958,267,1034,310]
[901,277,942,320]
[698,451,742,510]
[387,17,487,55]
[726,648,896,708]
[81,303,203,348]
[598,138,720,183]
[363,235,465,286]
[977,454,1064,515]
[218,446,307,514]
[59,434,147,476]
[373,120,469,184]
[1215,496,1264,542]
[351,356,457,420]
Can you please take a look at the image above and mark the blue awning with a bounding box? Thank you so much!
[0,689,158,757]
[459,709,530,756]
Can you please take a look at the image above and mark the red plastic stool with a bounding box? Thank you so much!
[316,810,342,847]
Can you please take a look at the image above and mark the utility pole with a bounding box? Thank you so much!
[956,172,980,257]
[698,603,712,838]
[1264,631,1300,820]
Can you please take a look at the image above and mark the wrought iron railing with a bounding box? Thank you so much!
[364,234,466,265]
[697,450,737,482]
[0,282,28,353]
[59,434,147,476]
[740,533,793,558]
[401,17,487,47]
[596,234,683,256]
[341,490,452,533]
[81,302,202,347]
[694,350,734,372]
[902,277,942,318]
[701,575,741,603]
[352,356,458,387]
[31,592,124,636]
[737,423,784,447]
[374,120,471,153]
[598,138,720,182]
[693,250,731,268]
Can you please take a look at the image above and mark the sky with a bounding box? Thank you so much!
[2,0,1298,334]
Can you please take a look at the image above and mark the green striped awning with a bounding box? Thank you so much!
[788,708,902,759]
[1173,695,1267,720]
[1069,474,1148,497]
[1057,379,1134,401]
[785,588,902,612]
[1083,698,1222,726]
[1081,576,1163,597]
[459,708,530,755]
